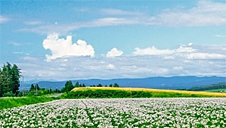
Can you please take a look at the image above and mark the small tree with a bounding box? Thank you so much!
[63,80,74,92]
[113,83,119,87]
[74,82,80,87]
[49,88,52,93]
[109,84,113,87]
[35,84,40,90]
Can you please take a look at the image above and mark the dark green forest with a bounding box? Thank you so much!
[0,63,20,97]
[188,83,226,91]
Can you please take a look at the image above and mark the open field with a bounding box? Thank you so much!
[0,96,55,110]
[68,87,226,98]
[1,98,226,127]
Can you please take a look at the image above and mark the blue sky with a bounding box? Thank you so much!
[0,0,226,81]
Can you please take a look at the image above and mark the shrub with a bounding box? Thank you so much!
[2,91,15,97]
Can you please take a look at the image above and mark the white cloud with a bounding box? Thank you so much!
[153,1,226,26]
[43,33,95,61]
[133,43,226,60]
[106,48,123,58]
[175,45,196,53]
[134,46,173,55]
[25,20,43,25]
[107,64,116,70]
[21,1,226,34]
[214,34,226,38]
[21,56,38,61]
[101,9,142,16]
[17,44,226,81]
[9,41,21,46]
[187,53,226,59]
[173,66,184,71]
[0,15,8,24]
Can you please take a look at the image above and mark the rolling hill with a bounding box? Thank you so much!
[20,76,226,90]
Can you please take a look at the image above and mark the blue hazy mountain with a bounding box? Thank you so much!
[20,76,226,90]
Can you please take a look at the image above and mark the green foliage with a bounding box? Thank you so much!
[74,82,80,87]
[72,82,119,88]
[63,89,210,99]
[61,80,74,92]
[0,63,21,97]
[188,83,226,91]
[29,84,35,91]
[205,89,226,93]
[0,96,55,110]
[113,83,119,87]
[21,85,61,97]
[35,84,40,90]
[2,91,15,97]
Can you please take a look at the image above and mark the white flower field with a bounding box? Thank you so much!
[1,98,226,128]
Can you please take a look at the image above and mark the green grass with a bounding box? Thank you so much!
[0,96,56,110]
[63,87,226,99]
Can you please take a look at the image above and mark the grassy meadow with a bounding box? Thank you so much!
[0,96,56,110]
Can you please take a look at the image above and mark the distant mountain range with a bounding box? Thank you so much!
[20,76,226,90]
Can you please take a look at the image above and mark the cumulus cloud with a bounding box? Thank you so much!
[43,33,95,61]
[106,48,123,58]
[18,44,226,81]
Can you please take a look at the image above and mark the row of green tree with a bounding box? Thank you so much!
[61,81,119,93]
[18,83,61,97]
[0,63,20,97]
[188,82,226,91]
[20,81,120,96]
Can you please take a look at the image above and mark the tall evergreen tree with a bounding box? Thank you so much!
[0,69,3,97]
[35,83,40,90]
[0,63,21,97]
[75,82,80,87]
[11,64,20,95]
[30,84,35,91]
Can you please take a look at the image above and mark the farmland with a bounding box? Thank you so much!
[66,87,226,98]
[1,98,226,127]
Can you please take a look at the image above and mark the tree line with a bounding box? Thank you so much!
[188,83,226,91]
[61,81,119,93]
[19,83,60,96]
[21,80,120,96]
[0,63,20,97]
